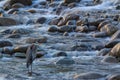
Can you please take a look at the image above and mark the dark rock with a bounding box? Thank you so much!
[76,25,89,32]
[55,57,75,65]
[12,3,24,8]
[63,32,69,36]
[26,9,37,13]
[106,74,120,80]
[0,17,17,26]
[49,17,62,25]
[74,72,105,79]
[48,26,58,32]
[25,37,47,43]
[105,39,120,48]
[92,32,108,38]
[97,20,109,30]
[68,2,76,8]
[13,45,29,53]
[2,47,14,55]
[97,48,111,56]
[7,8,19,14]
[58,25,75,32]
[66,20,76,25]
[64,0,81,4]
[0,40,13,48]
[36,17,47,24]
[36,51,46,58]
[53,52,67,57]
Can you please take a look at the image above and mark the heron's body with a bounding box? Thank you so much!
[26,44,37,75]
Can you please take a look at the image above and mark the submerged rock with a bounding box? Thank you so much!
[0,18,17,26]
[55,57,75,65]
[0,40,13,48]
[52,52,67,57]
[106,74,120,80]
[74,72,105,79]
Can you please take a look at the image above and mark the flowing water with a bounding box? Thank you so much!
[0,0,120,80]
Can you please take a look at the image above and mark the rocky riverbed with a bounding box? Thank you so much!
[0,0,120,80]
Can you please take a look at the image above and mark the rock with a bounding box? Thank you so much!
[64,0,81,4]
[49,17,62,25]
[101,56,119,63]
[1,29,12,35]
[74,72,105,79]
[58,25,76,32]
[98,20,110,30]
[53,52,67,57]
[55,57,75,65]
[63,32,69,36]
[12,28,33,34]
[89,26,97,31]
[3,0,32,10]
[13,45,28,53]
[68,2,76,8]
[25,37,47,43]
[106,74,120,80]
[14,52,26,58]
[12,3,24,8]
[111,30,120,40]
[0,18,17,26]
[7,8,19,14]
[76,25,89,32]
[48,26,58,32]
[100,24,118,36]
[66,20,76,25]
[5,34,21,38]
[26,9,36,13]
[105,39,120,48]
[0,40,13,48]
[97,48,111,56]
[109,43,120,57]
[36,51,46,58]
[116,5,120,10]
[92,32,108,38]
[58,14,79,26]
[36,17,47,24]
[2,47,14,55]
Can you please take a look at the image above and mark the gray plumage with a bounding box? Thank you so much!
[26,43,37,75]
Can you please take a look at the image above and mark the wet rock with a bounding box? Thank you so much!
[97,48,111,56]
[64,0,81,4]
[48,26,58,32]
[55,57,75,65]
[26,9,37,13]
[58,25,75,32]
[58,14,79,26]
[116,5,120,10]
[63,32,69,36]
[98,20,110,30]
[4,0,32,10]
[109,43,120,57]
[89,26,97,31]
[68,2,76,8]
[25,37,47,43]
[49,17,62,25]
[12,28,33,34]
[2,47,14,55]
[101,56,119,63]
[7,8,19,14]
[0,40,13,48]
[1,29,12,35]
[92,32,108,38]
[74,72,105,79]
[36,17,47,24]
[36,51,46,58]
[12,3,24,8]
[105,39,120,48]
[0,18,17,26]
[5,34,21,38]
[52,52,67,57]
[100,24,118,36]
[13,45,28,53]
[66,20,76,25]
[14,52,26,58]
[106,74,120,80]
[76,25,89,32]
[111,30,120,40]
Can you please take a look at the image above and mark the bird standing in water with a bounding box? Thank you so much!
[26,43,37,76]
